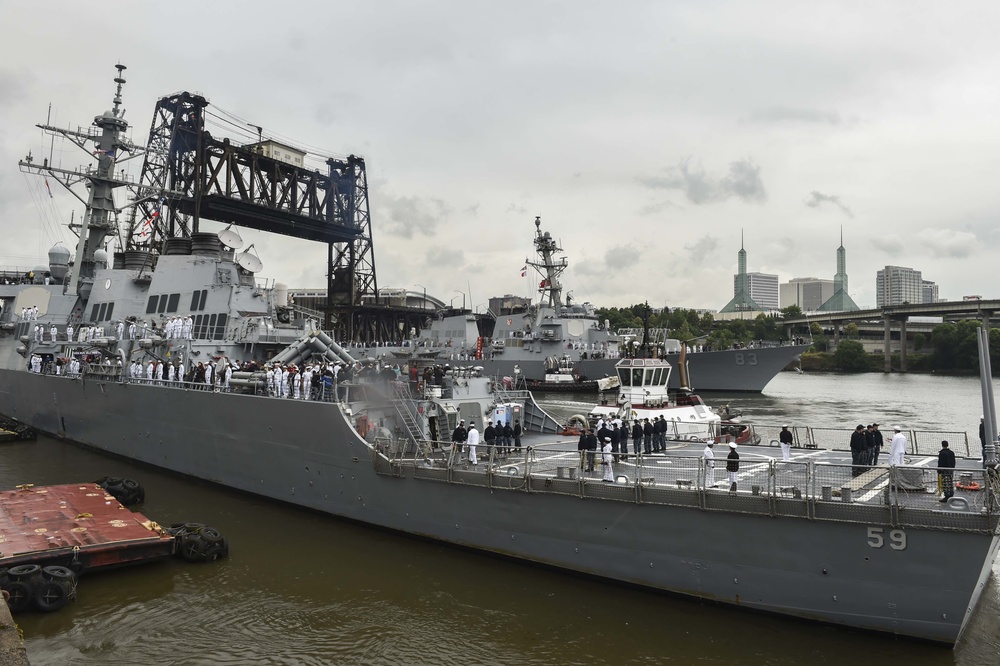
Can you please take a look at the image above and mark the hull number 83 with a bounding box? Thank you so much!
[867,527,907,550]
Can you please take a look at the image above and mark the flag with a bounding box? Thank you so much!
[539,279,548,288]
[93,148,116,159]
[520,265,527,277]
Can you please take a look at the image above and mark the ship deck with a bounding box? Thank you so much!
[382,435,999,532]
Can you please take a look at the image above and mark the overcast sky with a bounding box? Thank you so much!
[2,1,999,311]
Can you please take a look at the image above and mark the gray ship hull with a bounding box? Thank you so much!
[0,367,994,644]
[357,344,809,392]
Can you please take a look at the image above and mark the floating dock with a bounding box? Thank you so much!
[0,483,174,572]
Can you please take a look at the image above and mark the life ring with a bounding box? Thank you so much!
[955,480,982,491]
[356,415,372,437]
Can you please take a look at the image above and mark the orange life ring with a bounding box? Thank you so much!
[356,415,371,437]
[955,480,982,491]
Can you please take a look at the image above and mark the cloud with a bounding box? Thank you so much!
[804,190,854,218]
[683,235,720,265]
[871,234,903,254]
[744,107,842,125]
[374,194,450,239]
[916,228,977,258]
[427,245,464,267]
[604,244,639,266]
[638,158,767,204]
[637,200,682,216]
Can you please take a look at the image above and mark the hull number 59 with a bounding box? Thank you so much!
[867,526,907,550]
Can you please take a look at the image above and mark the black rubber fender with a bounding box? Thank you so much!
[34,580,69,612]
[41,566,76,582]
[5,580,33,613]
[7,564,41,581]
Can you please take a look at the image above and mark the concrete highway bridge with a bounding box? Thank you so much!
[782,299,1000,372]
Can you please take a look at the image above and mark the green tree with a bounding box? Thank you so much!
[844,322,859,338]
[832,340,872,372]
[780,305,803,319]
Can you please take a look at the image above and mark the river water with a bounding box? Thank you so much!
[4,372,1000,665]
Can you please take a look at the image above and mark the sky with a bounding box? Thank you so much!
[2,1,999,312]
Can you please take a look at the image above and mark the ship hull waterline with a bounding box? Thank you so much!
[0,369,993,645]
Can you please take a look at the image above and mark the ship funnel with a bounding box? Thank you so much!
[48,243,71,280]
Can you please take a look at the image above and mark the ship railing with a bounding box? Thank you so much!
[378,443,998,533]
[752,425,973,458]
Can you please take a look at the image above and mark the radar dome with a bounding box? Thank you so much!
[274,282,289,307]
[48,243,71,280]
[93,249,109,269]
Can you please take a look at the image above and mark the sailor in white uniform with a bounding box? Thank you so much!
[601,438,615,482]
[204,362,214,391]
[116,321,125,339]
[466,422,480,465]
[703,441,716,487]
[888,426,907,466]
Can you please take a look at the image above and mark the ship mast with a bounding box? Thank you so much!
[19,64,135,298]
[526,216,567,315]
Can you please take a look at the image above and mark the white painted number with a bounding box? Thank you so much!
[867,527,907,550]
[734,353,758,366]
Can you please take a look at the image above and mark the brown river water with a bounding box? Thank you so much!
[3,372,999,665]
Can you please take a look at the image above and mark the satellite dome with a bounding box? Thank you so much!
[48,243,71,280]
[93,249,109,268]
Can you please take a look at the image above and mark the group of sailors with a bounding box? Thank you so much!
[449,419,523,466]
[18,306,39,321]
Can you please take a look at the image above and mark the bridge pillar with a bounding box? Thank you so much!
[899,318,908,372]
[883,318,892,372]
[833,323,840,346]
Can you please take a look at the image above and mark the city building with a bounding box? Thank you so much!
[746,272,779,310]
[780,277,834,311]
[719,233,762,315]
[922,280,940,303]
[817,230,860,312]
[876,266,923,306]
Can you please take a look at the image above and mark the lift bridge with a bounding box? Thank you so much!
[125,90,422,343]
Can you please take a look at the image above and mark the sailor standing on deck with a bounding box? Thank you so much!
[116,321,125,340]
[888,426,907,467]
[779,425,793,462]
[601,437,615,482]
[726,442,740,492]
[49,324,58,343]
[703,441,716,487]
[451,419,467,454]
[466,421,480,465]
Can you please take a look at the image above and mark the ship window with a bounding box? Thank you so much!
[157,296,168,314]
[652,368,663,386]
[662,368,669,386]
[98,303,107,321]
[91,304,100,321]
[105,303,114,321]
[194,314,203,339]
[215,313,227,339]
[632,369,643,386]
[199,290,208,310]
[209,314,217,339]
[618,368,630,386]
[644,369,654,385]
[190,292,200,311]
[147,295,159,314]
[166,293,180,313]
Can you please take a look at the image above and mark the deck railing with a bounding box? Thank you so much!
[370,440,1000,534]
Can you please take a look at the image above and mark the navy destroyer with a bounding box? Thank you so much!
[1,67,998,645]
[354,219,810,392]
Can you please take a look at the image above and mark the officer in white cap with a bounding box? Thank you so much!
[888,426,907,467]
